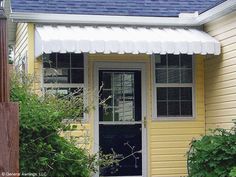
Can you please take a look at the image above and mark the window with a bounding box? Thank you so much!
[43,53,85,117]
[154,54,194,118]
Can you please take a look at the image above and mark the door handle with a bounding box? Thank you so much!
[143,116,147,128]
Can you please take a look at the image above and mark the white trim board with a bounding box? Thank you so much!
[93,61,148,177]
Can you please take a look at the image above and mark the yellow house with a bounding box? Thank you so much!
[8,0,236,176]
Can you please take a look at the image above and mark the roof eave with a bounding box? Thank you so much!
[10,12,198,26]
[10,0,236,26]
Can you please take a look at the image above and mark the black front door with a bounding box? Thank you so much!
[99,70,142,176]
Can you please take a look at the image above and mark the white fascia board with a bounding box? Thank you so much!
[9,0,236,26]
[10,12,197,26]
[196,0,236,25]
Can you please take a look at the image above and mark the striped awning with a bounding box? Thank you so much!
[35,25,221,57]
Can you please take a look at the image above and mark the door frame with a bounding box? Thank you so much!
[93,61,147,177]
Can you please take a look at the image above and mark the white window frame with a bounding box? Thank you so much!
[41,53,88,121]
[152,54,196,120]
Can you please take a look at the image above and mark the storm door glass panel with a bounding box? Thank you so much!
[99,70,142,176]
[99,71,141,122]
[99,124,142,176]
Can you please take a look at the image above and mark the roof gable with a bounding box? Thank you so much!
[11,0,226,17]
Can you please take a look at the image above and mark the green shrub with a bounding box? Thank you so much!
[230,167,236,177]
[187,127,236,177]
[10,73,96,177]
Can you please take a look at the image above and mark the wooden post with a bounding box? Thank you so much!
[0,9,9,102]
[0,7,19,176]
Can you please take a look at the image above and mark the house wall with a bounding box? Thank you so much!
[14,23,28,65]
[16,23,206,176]
[14,23,42,94]
[87,54,205,177]
[204,11,236,130]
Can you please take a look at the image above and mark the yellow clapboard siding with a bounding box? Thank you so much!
[222,43,236,53]
[150,141,191,148]
[204,11,236,131]
[150,128,204,135]
[205,66,236,80]
[206,123,235,130]
[205,93,236,104]
[205,87,236,99]
[152,161,187,168]
[150,121,205,129]
[204,11,236,32]
[151,147,189,155]
[214,28,236,42]
[205,79,236,90]
[205,20,236,36]
[151,134,201,142]
[151,154,187,162]
[220,35,236,46]
[205,72,236,84]
[206,108,236,117]
[152,167,187,175]
[206,116,236,124]
[206,100,236,110]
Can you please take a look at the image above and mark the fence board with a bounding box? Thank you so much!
[0,103,19,175]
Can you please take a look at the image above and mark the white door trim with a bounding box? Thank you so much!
[93,61,147,177]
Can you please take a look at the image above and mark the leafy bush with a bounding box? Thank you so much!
[187,126,236,177]
[230,167,236,177]
[10,73,97,177]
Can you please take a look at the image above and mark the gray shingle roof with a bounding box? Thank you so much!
[11,0,226,17]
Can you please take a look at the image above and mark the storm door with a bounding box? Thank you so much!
[99,70,142,176]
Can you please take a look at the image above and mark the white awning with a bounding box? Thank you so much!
[35,25,221,57]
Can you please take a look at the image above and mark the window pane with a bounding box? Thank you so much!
[168,101,180,116]
[114,90,123,107]
[181,101,192,116]
[168,88,180,101]
[103,107,113,121]
[155,55,167,68]
[157,101,167,116]
[168,54,179,68]
[71,54,84,68]
[156,69,167,83]
[57,53,70,68]
[181,54,192,68]
[181,69,192,83]
[168,69,180,83]
[181,88,192,101]
[102,72,112,89]
[157,88,167,100]
[102,90,112,106]
[43,54,56,68]
[57,69,70,83]
[44,68,57,83]
[71,69,84,83]
[70,88,83,96]
[123,104,135,121]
